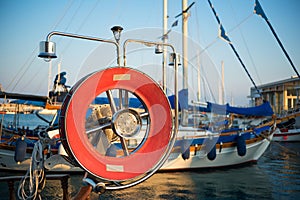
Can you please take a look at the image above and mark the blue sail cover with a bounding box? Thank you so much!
[227,101,274,116]
[168,89,189,110]
[204,101,274,116]
[94,88,273,117]
[94,89,189,111]
[94,97,144,109]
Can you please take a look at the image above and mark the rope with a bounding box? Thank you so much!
[207,0,260,95]
[59,0,101,58]
[188,14,253,63]
[228,1,262,84]
[17,140,45,200]
[8,49,37,92]
[6,1,74,93]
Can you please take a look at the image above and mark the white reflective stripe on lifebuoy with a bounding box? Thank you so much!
[60,67,172,181]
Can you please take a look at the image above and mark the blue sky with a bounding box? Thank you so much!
[0,0,299,106]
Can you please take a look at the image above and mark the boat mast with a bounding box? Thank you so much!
[197,51,201,102]
[182,0,188,90]
[47,61,52,96]
[182,0,189,125]
[221,61,225,104]
[57,61,61,93]
[162,0,168,92]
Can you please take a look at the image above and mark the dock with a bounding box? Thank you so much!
[0,174,70,200]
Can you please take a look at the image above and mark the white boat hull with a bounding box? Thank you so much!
[0,148,81,172]
[161,136,272,170]
[0,137,272,172]
[0,126,275,172]
[273,129,300,142]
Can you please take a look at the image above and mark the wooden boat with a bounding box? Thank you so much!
[0,72,80,172]
[0,113,82,172]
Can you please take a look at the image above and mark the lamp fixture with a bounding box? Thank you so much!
[111,26,123,44]
[155,44,163,54]
[38,41,57,61]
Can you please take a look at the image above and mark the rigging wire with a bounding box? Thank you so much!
[185,2,217,103]
[254,0,300,79]
[34,69,48,94]
[50,0,75,31]
[202,67,217,103]
[228,0,262,84]
[6,0,75,93]
[25,0,80,93]
[64,0,84,32]
[45,0,84,53]
[207,0,260,95]
[76,1,101,32]
[187,8,254,104]
[57,0,101,65]
[189,14,253,63]
[6,48,37,92]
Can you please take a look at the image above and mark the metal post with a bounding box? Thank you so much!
[45,31,119,65]
[162,0,168,92]
[181,0,189,126]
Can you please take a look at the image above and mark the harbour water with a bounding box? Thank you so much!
[0,113,54,129]
[1,114,300,199]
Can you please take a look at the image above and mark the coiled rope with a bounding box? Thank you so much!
[17,140,45,200]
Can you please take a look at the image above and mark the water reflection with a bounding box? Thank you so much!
[0,142,299,199]
[98,166,273,200]
[259,142,300,200]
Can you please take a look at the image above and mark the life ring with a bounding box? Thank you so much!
[59,67,173,181]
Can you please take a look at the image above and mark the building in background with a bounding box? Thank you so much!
[249,76,300,114]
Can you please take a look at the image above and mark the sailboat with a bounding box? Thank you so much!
[0,72,81,172]
[0,0,279,192]
[160,0,276,170]
[273,110,300,142]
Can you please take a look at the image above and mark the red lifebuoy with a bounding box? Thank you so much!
[59,67,173,181]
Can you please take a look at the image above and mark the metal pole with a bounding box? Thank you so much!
[122,38,178,130]
[181,0,189,126]
[182,0,188,90]
[47,61,52,95]
[174,53,179,133]
[196,51,201,102]
[46,31,120,65]
[221,61,225,104]
[163,0,168,92]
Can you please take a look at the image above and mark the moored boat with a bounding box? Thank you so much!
[273,129,300,142]
[273,111,300,142]
[0,96,277,173]
[0,72,77,172]
[161,102,277,170]
[0,0,284,193]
